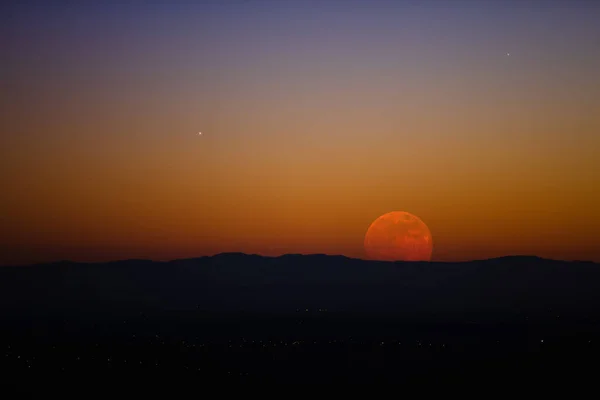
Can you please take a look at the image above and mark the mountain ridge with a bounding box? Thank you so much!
[0,253,599,322]
[6,252,595,269]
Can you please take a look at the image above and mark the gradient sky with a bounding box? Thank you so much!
[2,0,599,265]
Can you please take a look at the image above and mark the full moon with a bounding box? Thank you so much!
[364,211,433,262]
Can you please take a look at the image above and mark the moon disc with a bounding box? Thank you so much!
[364,211,433,261]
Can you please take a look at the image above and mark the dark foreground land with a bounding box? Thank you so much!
[2,313,600,390]
[2,254,600,390]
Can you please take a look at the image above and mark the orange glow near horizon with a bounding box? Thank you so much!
[1,2,600,265]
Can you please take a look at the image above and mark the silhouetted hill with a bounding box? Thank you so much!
[1,254,599,322]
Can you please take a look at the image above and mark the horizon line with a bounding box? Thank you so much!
[2,253,596,268]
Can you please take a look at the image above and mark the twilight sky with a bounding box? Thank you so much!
[2,0,599,265]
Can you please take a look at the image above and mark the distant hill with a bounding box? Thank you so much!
[0,253,599,322]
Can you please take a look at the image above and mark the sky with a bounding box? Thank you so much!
[1,0,599,265]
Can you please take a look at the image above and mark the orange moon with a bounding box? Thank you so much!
[364,211,433,262]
